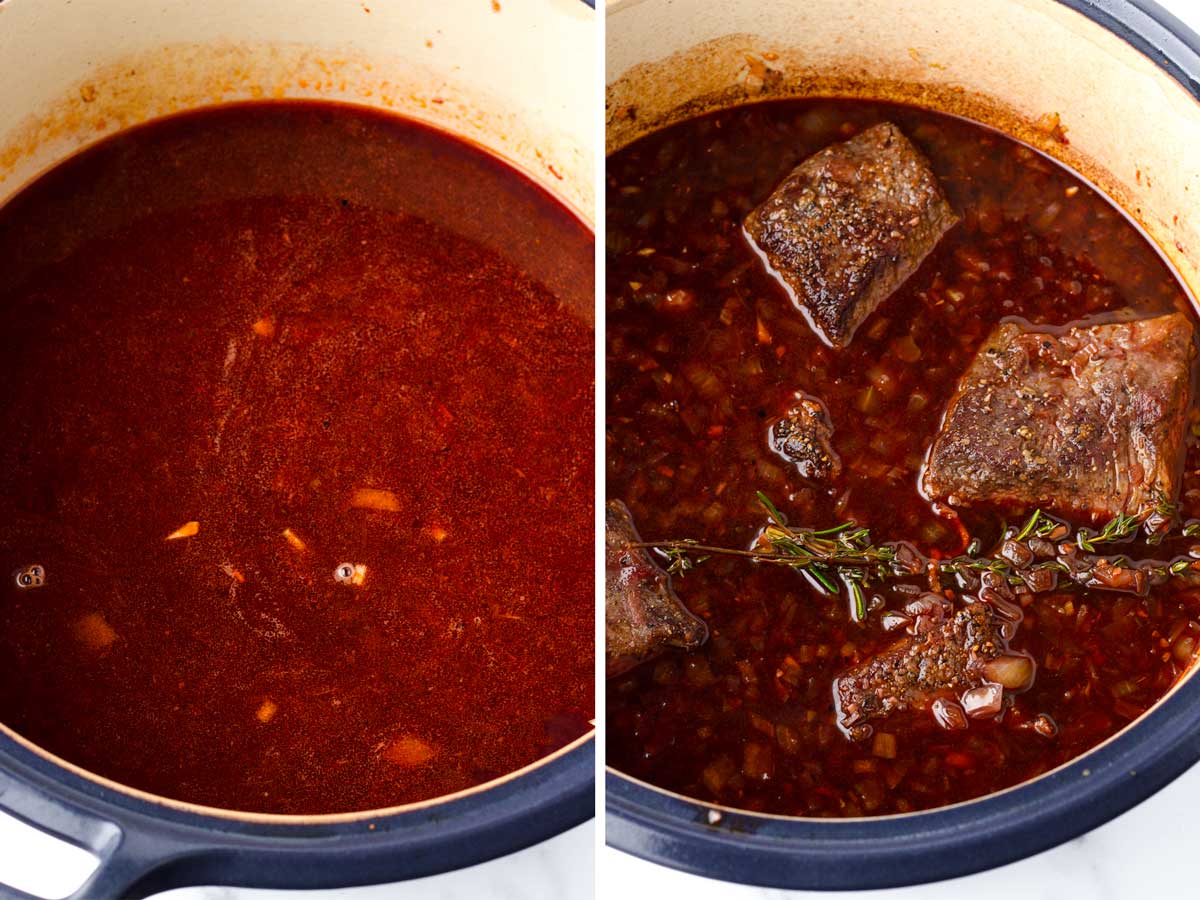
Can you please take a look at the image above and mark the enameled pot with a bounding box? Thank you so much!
[605,0,1200,889]
[0,0,594,897]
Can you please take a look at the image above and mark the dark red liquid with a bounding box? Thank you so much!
[0,102,594,814]
[606,100,1200,816]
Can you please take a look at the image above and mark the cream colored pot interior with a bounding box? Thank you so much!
[0,0,594,824]
[607,0,1200,295]
[0,0,594,221]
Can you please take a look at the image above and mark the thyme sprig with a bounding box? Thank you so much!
[634,495,1200,614]
[1075,511,1141,551]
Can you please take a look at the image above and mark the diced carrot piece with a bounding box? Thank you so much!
[351,488,401,512]
[944,751,975,769]
[756,316,773,345]
[382,736,436,767]
[251,316,276,339]
[429,525,449,543]
[166,521,200,540]
[74,613,118,652]
[256,699,278,723]
[281,528,307,551]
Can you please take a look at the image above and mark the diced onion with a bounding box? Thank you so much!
[982,655,1036,691]
[742,742,774,780]
[1173,635,1197,664]
[961,683,1004,719]
[931,697,968,731]
[890,334,922,363]
[871,732,897,759]
[865,365,898,398]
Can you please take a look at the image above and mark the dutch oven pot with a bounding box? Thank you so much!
[605,0,1200,889]
[0,0,594,896]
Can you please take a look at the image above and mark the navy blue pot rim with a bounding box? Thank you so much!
[608,663,1200,890]
[0,727,592,899]
[607,0,1200,890]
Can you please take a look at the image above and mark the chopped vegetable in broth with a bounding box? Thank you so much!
[606,100,1200,817]
[0,102,594,815]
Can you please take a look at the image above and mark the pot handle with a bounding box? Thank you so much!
[66,842,162,900]
[0,852,156,900]
[0,766,184,900]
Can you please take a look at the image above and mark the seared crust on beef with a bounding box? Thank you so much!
[769,395,842,482]
[923,313,1194,523]
[605,500,708,677]
[834,601,1003,730]
[745,122,958,347]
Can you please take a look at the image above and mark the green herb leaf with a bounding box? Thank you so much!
[756,492,786,527]
[1015,510,1044,541]
[633,497,1200,620]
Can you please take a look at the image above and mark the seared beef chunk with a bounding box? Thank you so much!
[606,500,708,677]
[834,598,1006,736]
[924,313,1194,525]
[744,122,957,347]
[769,395,842,482]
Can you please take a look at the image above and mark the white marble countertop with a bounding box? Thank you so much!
[600,763,1200,899]
[0,814,594,899]
[160,821,596,900]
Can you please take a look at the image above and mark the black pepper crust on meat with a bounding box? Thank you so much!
[744,122,958,348]
[923,313,1194,524]
[834,601,1004,732]
[769,395,842,482]
[605,500,708,677]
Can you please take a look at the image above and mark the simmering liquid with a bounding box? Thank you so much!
[606,99,1200,816]
[0,102,594,815]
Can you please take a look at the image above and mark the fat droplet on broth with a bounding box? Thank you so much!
[14,564,45,589]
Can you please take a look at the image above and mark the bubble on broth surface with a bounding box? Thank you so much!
[334,562,367,586]
[14,564,45,589]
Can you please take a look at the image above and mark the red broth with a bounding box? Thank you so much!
[0,102,594,815]
[606,100,1200,816]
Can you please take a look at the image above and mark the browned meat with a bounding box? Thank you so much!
[834,598,1009,736]
[923,313,1194,525]
[744,122,957,347]
[605,500,708,677]
[769,394,842,482]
